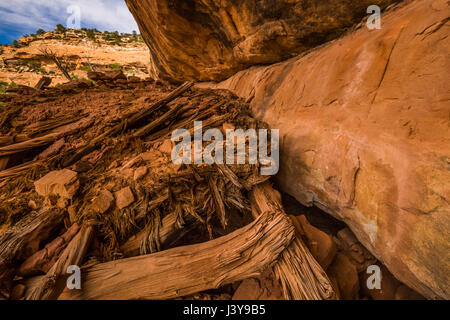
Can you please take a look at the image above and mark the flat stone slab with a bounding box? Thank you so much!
[114,187,135,210]
[34,169,79,199]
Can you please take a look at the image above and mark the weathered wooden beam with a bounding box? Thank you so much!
[0,209,65,288]
[0,135,29,147]
[58,210,294,300]
[18,223,81,276]
[250,182,336,300]
[120,212,196,257]
[25,223,94,300]
[0,117,92,158]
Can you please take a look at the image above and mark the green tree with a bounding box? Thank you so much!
[12,40,20,48]
[86,29,95,40]
[56,24,66,33]
[36,29,45,35]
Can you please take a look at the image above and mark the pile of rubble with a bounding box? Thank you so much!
[0,73,336,300]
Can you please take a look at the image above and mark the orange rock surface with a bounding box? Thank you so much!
[125,0,398,82]
[208,0,450,299]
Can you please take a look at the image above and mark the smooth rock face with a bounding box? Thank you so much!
[125,0,398,82]
[209,0,450,299]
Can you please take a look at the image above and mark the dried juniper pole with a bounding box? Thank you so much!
[0,209,65,289]
[25,222,94,300]
[250,182,337,300]
[57,210,295,300]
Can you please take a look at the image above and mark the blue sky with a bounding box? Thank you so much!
[0,0,139,44]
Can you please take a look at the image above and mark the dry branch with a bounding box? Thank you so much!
[250,182,336,300]
[209,177,227,229]
[58,210,294,300]
[133,98,186,137]
[39,48,71,81]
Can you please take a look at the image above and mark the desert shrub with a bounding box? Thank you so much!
[81,65,92,72]
[71,72,79,80]
[36,29,45,35]
[86,29,95,40]
[110,64,122,71]
[27,60,42,73]
[0,82,8,94]
[0,81,16,95]
[12,40,20,48]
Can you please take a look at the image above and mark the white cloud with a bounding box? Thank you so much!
[0,0,139,33]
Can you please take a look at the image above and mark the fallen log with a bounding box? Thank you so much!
[0,209,65,288]
[250,182,336,300]
[58,210,294,300]
[25,222,94,300]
